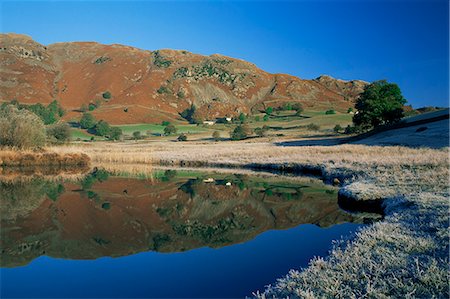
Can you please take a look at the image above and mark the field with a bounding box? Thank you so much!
[69,110,354,141]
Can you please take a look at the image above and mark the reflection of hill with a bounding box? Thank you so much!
[1,172,355,267]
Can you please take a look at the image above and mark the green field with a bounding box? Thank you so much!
[114,123,210,136]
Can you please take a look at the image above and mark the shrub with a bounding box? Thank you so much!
[333,124,343,133]
[0,105,46,148]
[306,123,320,131]
[132,131,142,140]
[180,105,199,124]
[325,109,336,115]
[254,126,269,137]
[177,134,187,141]
[153,50,172,68]
[162,121,171,126]
[164,124,177,135]
[47,100,65,117]
[95,120,111,136]
[344,125,361,134]
[47,122,71,143]
[157,86,170,94]
[239,112,246,123]
[212,131,221,141]
[231,125,250,140]
[282,103,293,111]
[80,113,96,129]
[265,107,273,115]
[263,115,269,121]
[109,127,123,141]
[102,91,112,99]
[347,107,354,113]
[88,103,96,111]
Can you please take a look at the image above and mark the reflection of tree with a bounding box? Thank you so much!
[1,178,65,220]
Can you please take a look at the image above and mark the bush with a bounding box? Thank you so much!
[157,86,169,94]
[231,125,250,140]
[254,126,269,137]
[162,121,171,126]
[239,113,246,123]
[47,122,71,143]
[325,109,336,115]
[109,127,123,140]
[95,120,111,136]
[0,105,46,148]
[80,113,96,129]
[132,131,142,140]
[347,107,354,113]
[263,115,269,121]
[306,123,320,131]
[265,107,273,115]
[177,134,187,141]
[164,124,177,135]
[212,131,221,141]
[333,124,343,134]
[102,91,112,99]
[344,125,361,134]
[180,105,200,124]
[88,103,97,111]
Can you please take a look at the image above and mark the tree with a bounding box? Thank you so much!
[231,125,250,140]
[177,133,187,141]
[325,109,336,115]
[265,107,273,115]
[212,131,221,141]
[80,113,96,129]
[164,124,177,135]
[239,112,246,123]
[95,120,111,136]
[102,91,112,99]
[254,126,269,137]
[0,105,46,148]
[353,80,406,131]
[333,124,343,134]
[263,115,269,121]
[161,120,171,126]
[47,122,71,143]
[347,107,354,113]
[132,131,142,140]
[109,127,123,140]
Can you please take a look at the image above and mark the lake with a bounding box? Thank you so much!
[0,168,367,298]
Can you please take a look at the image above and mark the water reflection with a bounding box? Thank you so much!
[1,169,359,268]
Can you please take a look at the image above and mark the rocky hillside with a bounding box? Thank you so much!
[0,33,368,124]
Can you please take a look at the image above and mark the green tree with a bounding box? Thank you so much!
[164,124,177,135]
[353,80,406,131]
[95,120,111,136]
[80,113,96,129]
[231,125,250,140]
[109,127,123,140]
[177,133,187,141]
[347,107,354,113]
[132,131,142,140]
[47,122,71,143]
[265,107,273,115]
[162,120,171,126]
[239,112,246,123]
[263,115,269,121]
[325,109,336,115]
[333,124,343,134]
[102,91,112,99]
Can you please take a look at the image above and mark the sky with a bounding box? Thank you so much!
[1,0,448,108]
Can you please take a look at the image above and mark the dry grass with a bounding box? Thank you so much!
[0,148,90,167]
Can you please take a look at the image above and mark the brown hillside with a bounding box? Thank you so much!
[0,33,368,124]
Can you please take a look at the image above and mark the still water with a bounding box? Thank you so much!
[1,169,365,298]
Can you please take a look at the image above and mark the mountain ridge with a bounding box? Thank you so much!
[0,33,368,124]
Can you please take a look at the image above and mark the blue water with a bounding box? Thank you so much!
[1,223,361,298]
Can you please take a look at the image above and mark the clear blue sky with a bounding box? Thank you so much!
[1,0,448,108]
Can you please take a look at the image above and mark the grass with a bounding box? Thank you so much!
[49,140,449,297]
[0,148,90,167]
[114,123,209,136]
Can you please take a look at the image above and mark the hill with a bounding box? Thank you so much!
[0,33,367,124]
